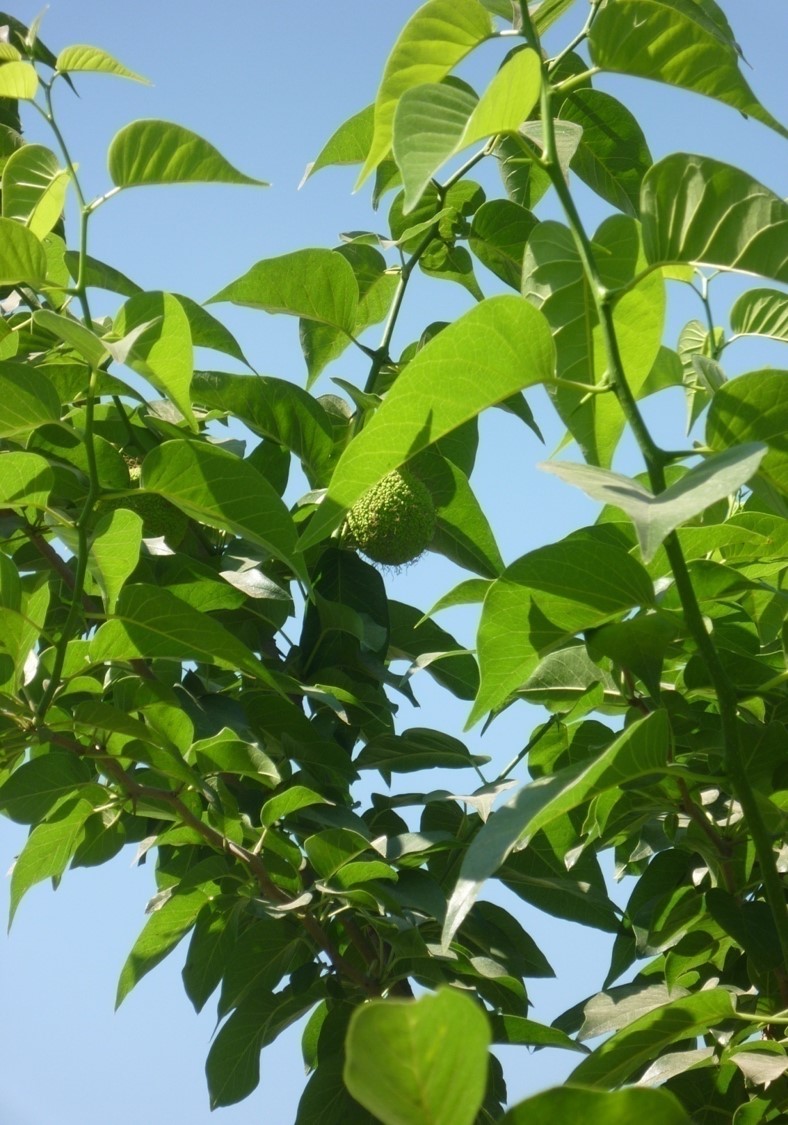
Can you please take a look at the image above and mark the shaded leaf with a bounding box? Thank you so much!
[444,712,669,944]
[706,371,788,499]
[344,989,491,1125]
[542,444,768,561]
[141,439,302,576]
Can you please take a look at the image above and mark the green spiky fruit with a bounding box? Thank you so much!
[96,456,189,545]
[346,469,436,566]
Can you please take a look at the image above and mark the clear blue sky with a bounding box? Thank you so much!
[1,2,785,1123]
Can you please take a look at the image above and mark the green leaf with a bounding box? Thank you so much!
[568,988,737,1088]
[523,215,665,465]
[299,243,398,386]
[89,508,143,613]
[260,786,328,827]
[707,371,788,499]
[414,449,504,577]
[89,584,285,689]
[357,0,494,187]
[33,309,110,368]
[558,89,652,217]
[298,296,554,550]
[140,439,303,577]
[0,61,38,99]
[729,288,788,344]
[209,249,358,335]
[0,752,91,824]
[303,104,373,183]
[343,988,491,1125]
[114,291,197,428]
[0,216,47,286]
[55,44,149,83]
[468,198,537,289]
[444,712,669,945]
[641,155,788,282]
[355,728,483,773]
[9,795,97,925]
[191,371,334,483]
[2,144,69,239]
[0,451,54,511]
[542,443,768,561]
[207,983,320,1108]
[218,918,309,1017]
[116,859,226,1007]
[464,48,540,148]
[388,600,480,701]
[589,0,787,139]
[108,119,267,188]
[0,360,61,436]
[471,530,654,723]
[394,48,541,212]
[502,1086,692,1124]
[192,729,280,786]
[64,250,142,297]
[533,0,580,33]
[173,294,251,368]
[181,904,234,1013]
[394,80,478,213]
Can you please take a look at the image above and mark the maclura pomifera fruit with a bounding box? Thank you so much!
[96,456,188,546]
[345,468,436,566]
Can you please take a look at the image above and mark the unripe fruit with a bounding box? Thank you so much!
[346,469,436,566]
[96,456,188,545]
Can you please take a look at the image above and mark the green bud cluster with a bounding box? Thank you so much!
[346,469,436,566]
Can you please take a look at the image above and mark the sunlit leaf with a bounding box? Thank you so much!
[108,120,267,188]
[302,103,373,184]
[358,0,494,187]
[298,296,554,550]
[55,44,150,83]
[502,1086,692,1124]
[89,584,286,689]
[209,249,358,335]
[730,288,788,344]
[589,0,787,139]
[89,508,143,612]
[0,360,61,436]
[558,88,652,217]
[641,155,788,282]
[0,61,38,99]
[568,988,737,1087]
[0,216,47,286]
[9,795,98,925]
[141,439,304,578]
[2,144,69,239]
[191,370,334,483]
[114,291,196,428]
